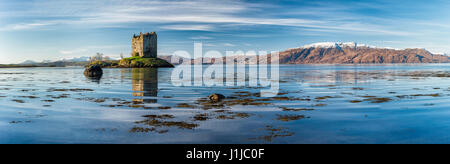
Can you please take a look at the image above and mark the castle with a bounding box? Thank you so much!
[132,32,157,58]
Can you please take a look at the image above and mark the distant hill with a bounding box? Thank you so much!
[19,60,39,65]
[16,57,90,65]
[162,42,450,64]
[61,56,90,62]
[9,43,450,68]
[278,42,450,64]
[6,57,91,68]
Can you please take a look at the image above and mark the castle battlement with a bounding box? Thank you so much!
[132,32,157,58]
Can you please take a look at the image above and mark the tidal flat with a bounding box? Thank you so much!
[0,64,450,144]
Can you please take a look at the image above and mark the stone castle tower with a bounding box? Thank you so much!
[132,32,157,58]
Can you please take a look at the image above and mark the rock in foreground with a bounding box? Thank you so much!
[209,94,225,102]
[84,65,103,77]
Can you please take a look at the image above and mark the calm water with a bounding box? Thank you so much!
[0,64,450,144]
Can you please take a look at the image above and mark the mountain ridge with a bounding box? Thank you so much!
[279,42,449,64]
[161,42,450,64]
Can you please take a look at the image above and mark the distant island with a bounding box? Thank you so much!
[86,32,173,68]
[87,56,174,68]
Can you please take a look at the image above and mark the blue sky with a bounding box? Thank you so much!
[1,0,450,64]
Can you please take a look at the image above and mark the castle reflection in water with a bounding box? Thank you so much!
[131,68,158,103]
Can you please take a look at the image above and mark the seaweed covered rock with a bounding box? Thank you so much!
[209,94,225,102]
[84,65,103,77]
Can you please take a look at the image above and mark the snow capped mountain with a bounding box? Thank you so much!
[300,42,372,49]
[61,56,91,62]
[18,57,91,65]
[278,43,450,64]
[19,60,39,65]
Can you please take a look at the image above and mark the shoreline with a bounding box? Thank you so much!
[2,62,450,69]
[0,65,62,69]
[100,65,175,68]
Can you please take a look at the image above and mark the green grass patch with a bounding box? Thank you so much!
[87,57,173,68]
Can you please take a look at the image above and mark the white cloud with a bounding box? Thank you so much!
[190,36,214,40]
[224,43,236,47]
[58,45,128,58]
[0,0,415,36]
[204,43,216,47]
[2,0,450,56]
[0,22,54,31]
[161,25,214,31]
[59,48,88,55]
